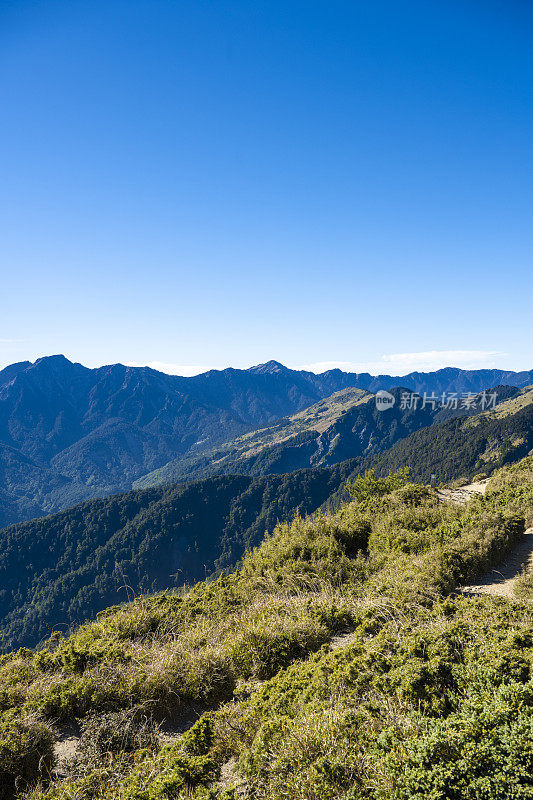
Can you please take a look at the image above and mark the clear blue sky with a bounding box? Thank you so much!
[1,0,532,375]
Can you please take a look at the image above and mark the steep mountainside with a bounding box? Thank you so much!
[349,386,533,489]
[0,388,531,650]
[0,357,331,526]
[0,442,93,523]
[135,385,520,487]
[0,464,355,649]
[0,355,531,526]
[0,458,532,800]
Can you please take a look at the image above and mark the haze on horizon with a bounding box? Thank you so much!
[3,350,531,380]
[1,0,532,373]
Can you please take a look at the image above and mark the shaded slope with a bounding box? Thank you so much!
[136,385,521,488]
[0,464,355,649]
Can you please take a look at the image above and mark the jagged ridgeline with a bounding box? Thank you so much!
[1,355,532,527]
[0,457,532,799]
[0,387,531,651]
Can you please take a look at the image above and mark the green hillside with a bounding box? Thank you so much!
[0,456,532,799]
[1,388,531,653]
[0,466,355,650]
[134,385,522,488]
[363,386,533,486]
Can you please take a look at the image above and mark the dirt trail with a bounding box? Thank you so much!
[330,629,358,649]
[436,479,489,505]
[53,701,216,772]
[460,527,533,599]
[53,722,81,777]
[435,478,533,599]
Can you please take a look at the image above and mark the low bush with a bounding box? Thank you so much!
[0,713,54,800]
[68,708,159,777]
[3,458,533,798]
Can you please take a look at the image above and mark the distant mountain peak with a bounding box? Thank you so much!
[32,354,73,371]
[34,354,70,363]
[247,360,290,375]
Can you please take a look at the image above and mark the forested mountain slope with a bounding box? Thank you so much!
[0,356,531,526]
[0,464,355,649]
[1,388,531,651]
[135,384,521,487]
[0,457,532,800]
[360,386,533,487]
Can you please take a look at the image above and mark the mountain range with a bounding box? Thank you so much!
[1,355,532,526]
[133,384,521,487]
[1,383,532,649]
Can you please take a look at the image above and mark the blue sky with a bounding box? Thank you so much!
[1,0,532,375]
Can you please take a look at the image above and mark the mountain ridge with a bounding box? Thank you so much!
[1,388,531,649]
[1,355,532,526]
[134,385,522,488]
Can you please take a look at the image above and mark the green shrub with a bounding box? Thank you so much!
[5,458,533,799]
[384,682,533,799]
[515,566,533,600]
[346,468,410,504]
[0,712,54,800]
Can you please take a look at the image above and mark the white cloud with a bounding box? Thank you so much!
[298,350,508,376]
[297,360,367,373]
[381,350,507,371]
[124,350,509,378]
[124,361,212,377]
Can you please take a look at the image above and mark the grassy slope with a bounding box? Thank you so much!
[0,465,356,651]
[0,457,532,799]
[1,389,532,652]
